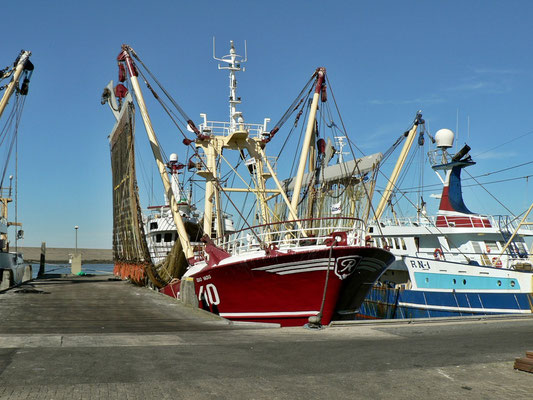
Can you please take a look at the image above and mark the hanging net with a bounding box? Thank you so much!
[109,100,152,284]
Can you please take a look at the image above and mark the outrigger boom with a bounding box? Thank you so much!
[117,45,194,259]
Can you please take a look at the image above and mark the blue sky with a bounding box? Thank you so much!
[2,0,533,248]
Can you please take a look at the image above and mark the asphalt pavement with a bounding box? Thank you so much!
[0,274,532,399]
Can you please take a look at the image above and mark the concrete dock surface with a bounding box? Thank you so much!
[0,274,532,399]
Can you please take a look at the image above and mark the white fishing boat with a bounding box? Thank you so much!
[359,116,533,319]
[105,41,394,326]
[143,152,200,265]
[0,50,34,288]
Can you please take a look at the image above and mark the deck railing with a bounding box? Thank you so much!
[379,214,533,233]
[214,217,366,256]
[200,120,268,139]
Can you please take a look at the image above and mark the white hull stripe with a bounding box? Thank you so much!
[277,266,330,275]
[398,302,532,314]
[220,311,320,318]
[252,258,330,272]
[409,288,526,294]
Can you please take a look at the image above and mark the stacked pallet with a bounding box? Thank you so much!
[514,351,533,373]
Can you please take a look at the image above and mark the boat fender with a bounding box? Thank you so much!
[115,84,128,99]
[317,138,326,154]
[492,257,502,268]
[118,63,127,82]
[433,248,444,260]
[325,231,347,246]
[321,84,327,102]
[265,243,281,256]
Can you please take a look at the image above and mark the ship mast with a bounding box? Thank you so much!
[373,112,423,221]
[117,45,194,259]
[0,51,32,119]
[0,51,32,253]
[289,68,326,218]
[197,40,274,239]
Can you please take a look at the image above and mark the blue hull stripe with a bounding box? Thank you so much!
[414,271,521,290]
[358,287,533,319]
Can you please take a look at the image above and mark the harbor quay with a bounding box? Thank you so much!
[0,274,531,400]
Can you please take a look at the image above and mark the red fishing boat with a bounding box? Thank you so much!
[106,41,394,327]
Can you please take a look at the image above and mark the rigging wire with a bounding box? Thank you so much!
[126,50,277,244]
[473,129,533,158]
[325,75,383,232]
[0,95,25,188]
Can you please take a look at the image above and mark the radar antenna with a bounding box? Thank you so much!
[212,38,248,133]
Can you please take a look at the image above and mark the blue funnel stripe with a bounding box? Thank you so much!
[448,166,472,214]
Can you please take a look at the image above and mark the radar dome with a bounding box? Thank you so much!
[169,153,178,162]
[435,128,454,148]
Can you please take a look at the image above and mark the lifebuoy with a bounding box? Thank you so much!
[434,248,444,260]
[492,257,502,268]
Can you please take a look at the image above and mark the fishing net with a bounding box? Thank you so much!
[109,100,200,288]
[110,101,152,284]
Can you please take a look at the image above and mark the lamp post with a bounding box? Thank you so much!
[75,226,79,255]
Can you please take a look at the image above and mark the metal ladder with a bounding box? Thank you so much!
[498,203,533,261]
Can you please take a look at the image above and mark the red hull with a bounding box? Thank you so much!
[180,246,393,327]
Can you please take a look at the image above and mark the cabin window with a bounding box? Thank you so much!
[156,234,162,243]
[394,238,400,249]
[150,222,158,231]
[414,237,420,252]
[400,238,407,250]
[164,233,173,242]
[472,242,483,254]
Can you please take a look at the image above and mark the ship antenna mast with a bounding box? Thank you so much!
[213,38,247,133]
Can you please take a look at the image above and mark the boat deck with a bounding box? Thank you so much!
[0,273,532,399]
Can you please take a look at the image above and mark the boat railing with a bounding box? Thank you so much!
[427,149,451,167]
[200,120,268,139]
[406,249,531,270]
[215,217,366,256]
[379,214,533,231]
[494,214,533,234]
[379,216,436,227]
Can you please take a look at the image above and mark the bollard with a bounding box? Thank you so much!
[71,253,82,275]
[0,269,12,290]
[38,242,46,277]
[22,265,32,282]
[179,278,199,307]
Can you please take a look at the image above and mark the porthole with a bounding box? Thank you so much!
[497,280,502,286]
[425,277,429,283]
[511,281,516,287]
[463,279,467,285]
[453,279,457,285]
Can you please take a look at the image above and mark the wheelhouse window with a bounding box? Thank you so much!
[156,234,162,243]
[164,233,173,242]
[150,222,158,231]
